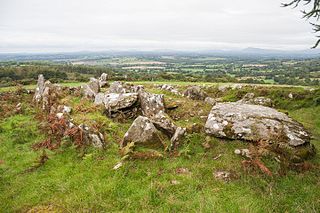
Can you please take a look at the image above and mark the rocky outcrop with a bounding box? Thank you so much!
[237,93,273,107]
[205,103,310,146]
[98,73,108,88]
[183,86,207,100]
[121,116,164,148]
[33,75,61,110]
[83,78,100,99]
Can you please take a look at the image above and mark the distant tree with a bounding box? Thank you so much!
[283,0,320,48]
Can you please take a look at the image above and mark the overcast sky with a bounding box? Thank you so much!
[0,0,316,53]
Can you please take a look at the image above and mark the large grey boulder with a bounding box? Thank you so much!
[83,78,100,99]
[139,91,177,136]
[104,93,138,112]
[205,103,310,147]
[237,93,273,107]
[121,116,164,148]
[104,93,139,118]
[139,91,165,117]
[95,92,139,118]
[183,86,207,100]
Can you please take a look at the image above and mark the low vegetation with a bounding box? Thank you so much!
[0,82,319,212]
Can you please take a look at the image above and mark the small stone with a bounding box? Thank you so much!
[63,106,72,114]
[241,149,251,158]
[214,170,231,181]
[170,180,181,185]
[56,113,64,119]
[113,162,123,170]
[176,167,191,175]
[234,149,241,155]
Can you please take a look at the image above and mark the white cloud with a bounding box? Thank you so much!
[0,0,316,52]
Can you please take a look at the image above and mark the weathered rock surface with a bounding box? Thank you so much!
[139,91,165,117]
[95,91,139,118]
[139,91,177,136]
[33,74,45,102]
[99,73,108,88]
[79,124,105,148]
[94,93,105,105]
[109,81,132,94]
[132,85,145,93]
[159,84,180,95]
[121,116,164,148]
[83,78,100,99]
[151,113,177,136]
[170,127,186,150]
[33,75,61,110]
[205,103,310,147]
[104,93,139,118]
[237,93,273,107]
[183,86,207,100]
[104,93,138,111]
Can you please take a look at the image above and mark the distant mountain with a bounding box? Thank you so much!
[0,47,320,61]
[241,47,320,57]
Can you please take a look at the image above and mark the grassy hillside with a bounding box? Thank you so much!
[0,84,319,212]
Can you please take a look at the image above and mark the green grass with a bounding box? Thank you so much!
[0,82,85,93]
[0,86,319,212]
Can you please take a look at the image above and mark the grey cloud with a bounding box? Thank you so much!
[0,0,315,52]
